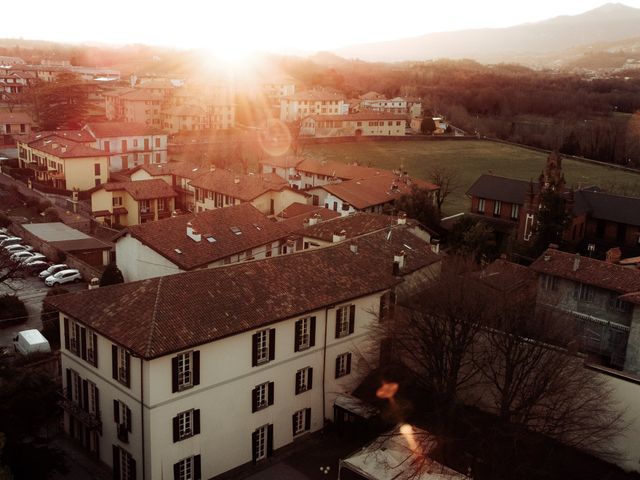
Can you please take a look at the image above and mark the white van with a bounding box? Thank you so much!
[13,329,51,355]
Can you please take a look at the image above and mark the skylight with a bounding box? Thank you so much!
[205,235,216,243]
[174,248,182,254]
[230,226,242,235]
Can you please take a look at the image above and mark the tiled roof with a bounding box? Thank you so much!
[84,122,165,138]
[359,91,386,100]
[530,248,640,294]
[305,112,407,122]
[101,179,177,200]
[120,90,164,101]
[278,202,328,219]
[162,105,205,116]
[189,170,289,201]
[0,112,31,124]
[471,259,536,293]
[258,156,302,169]
[119,203,290,270]
[573,188,640,226]
[282,90,345,101]
[28,135,106,158]
[295,158,391,180]
[298,212,404,241]
[320,176,438,210]
[466,174,535,205]
[128,162,203,180]
[278,206,341,232]
[26,129,95,144]
[45,231,419,359]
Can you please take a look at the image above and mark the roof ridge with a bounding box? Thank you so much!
[144,277,164,357]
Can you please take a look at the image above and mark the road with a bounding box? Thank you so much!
[0,274,86,347]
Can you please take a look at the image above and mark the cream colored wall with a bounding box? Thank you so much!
[116,234,183,281]
[251,189,308,216]
[130,170,173,187]
[91,188,113,218]
[122,192,140,226]
[64,155,109,191]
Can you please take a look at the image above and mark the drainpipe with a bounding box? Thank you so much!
[139,358,146,480]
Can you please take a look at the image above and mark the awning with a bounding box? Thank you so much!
[91,210,111,217]
[334,394,379,419]
[112,207,128,215]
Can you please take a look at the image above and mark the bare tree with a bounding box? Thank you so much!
[427,165,459,217]
[0,248,25,291]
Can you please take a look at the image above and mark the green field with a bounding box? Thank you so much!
[304,140,640,216]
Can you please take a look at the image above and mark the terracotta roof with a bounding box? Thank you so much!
[25,129,95,144]
[100,179,177,200]
[305,112,407,122]
[189,170,289,201]
[278,202,329,219]
[0,112,31,124]
[466,174,535,205]
[84,122,165,138]
[118,203,290,270]
[471,259,537,294]
[162,105,205,116]
[45,231,413,359]
[530,248,640,294]
[320,176,438,210]
[282,90,345,101]
[258,156,302,169]
[28,135,106,158]
[298,212,414,241]
[295,158,392,180]
[127,162,202,180]
[278,206,341,232]
[359,91,386,100]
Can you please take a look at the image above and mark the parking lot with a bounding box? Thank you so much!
[1,241,87,348]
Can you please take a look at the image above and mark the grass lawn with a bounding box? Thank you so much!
[304,139,640,216]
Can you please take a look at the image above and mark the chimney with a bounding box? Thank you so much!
[88,277,99,290]
[349,241,358,254]
[430,239,440,254]
[394,250,406,271]
[332,229,347,243]
[234,177,240,184]
[308,213,321,226]
[61,146,67,153]
[209,165,215,172]
[606,247,622,264]
[397,211,407,225]
[572,253,581,272]
[186,221,201,242]
[171,210,178,218]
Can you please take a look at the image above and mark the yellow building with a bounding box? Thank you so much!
[161,105,207,133]
[300,112,406,138]
[17,131,108,191]
[91,179,177,227]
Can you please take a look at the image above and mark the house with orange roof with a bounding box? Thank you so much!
[91,179,177,227]
[0,111,31,142]
[300,112,406,138]
[280,90,346,122]
[16,132,109,191]
[190,169,308,216]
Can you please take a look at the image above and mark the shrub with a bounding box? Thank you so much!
[43,207,60,223]
[0,295,28,325]
[37,199,53,214]
[0,212,10,228]
[24,197,40,210]
[99,262,124,286]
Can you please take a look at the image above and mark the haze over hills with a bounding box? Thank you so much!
[332,3,640,64]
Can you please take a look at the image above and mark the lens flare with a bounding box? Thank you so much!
[259,119,292,157]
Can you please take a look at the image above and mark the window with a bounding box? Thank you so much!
[155,153,161,163]
[171,351,200,393]
[173,455,201,480]
[335,352,352,378]
[158,198,166,212]
[493,200,502,217]
[173,409,200,442]
[95,178,101,187]
[113,399,132,443]
[112,446,135,480]
[477,198,485,214]
[294,317,316,352]
[542,274,558,292]
[252,425,273,463]
[252,329,275,366]
[295,367,313,395]
[608,294,632,313]
[113,197,123,207]
[64,318,98,367]
[335,305,355,338]
[111,345,130,387]
[155,138,161,148]
[94,163,101,176]
[104,141,110,152]
[575,283,595,302]
[511,204,519,220]
[292,408,311,436]
[139,200,150,213]
[251,381,274,412]
[133,139,139,148]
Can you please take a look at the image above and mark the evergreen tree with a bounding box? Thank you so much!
[99,262,124,287]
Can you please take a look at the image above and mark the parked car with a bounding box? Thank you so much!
[39,263,69,280]
[10,251,36,263]
[45,269,82,287]
[22,253,47,265]
[25,260,51,274]
[13,330,51,355]
[4,244,34,254]
[0,237,22,248]
[0,227,8,234]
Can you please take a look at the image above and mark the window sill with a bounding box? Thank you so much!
[177,383,194,392]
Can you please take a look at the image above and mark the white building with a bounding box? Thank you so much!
[83,122,168,172]
[279,90,346,123]
[114,203,292,281]
[47,232,439,479]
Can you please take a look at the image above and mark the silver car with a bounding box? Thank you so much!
[45,269,82,287]
[4,244,34,254]
[22,253,47,265]
[39,264,69,280]
[10,251,36,263]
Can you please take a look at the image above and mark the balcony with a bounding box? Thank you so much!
[58,389,102,432]
[157,210,171,219]
[139,208,155,220]
[28,162,48,171]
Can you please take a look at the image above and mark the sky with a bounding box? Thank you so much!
[5,1,640,58]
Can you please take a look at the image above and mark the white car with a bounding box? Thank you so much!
[10,251,36,263]
[4,244,34,254]
[22,253,47,265]
[45,269,82,287]
[0,237,22,248]
[39,264,69,280]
